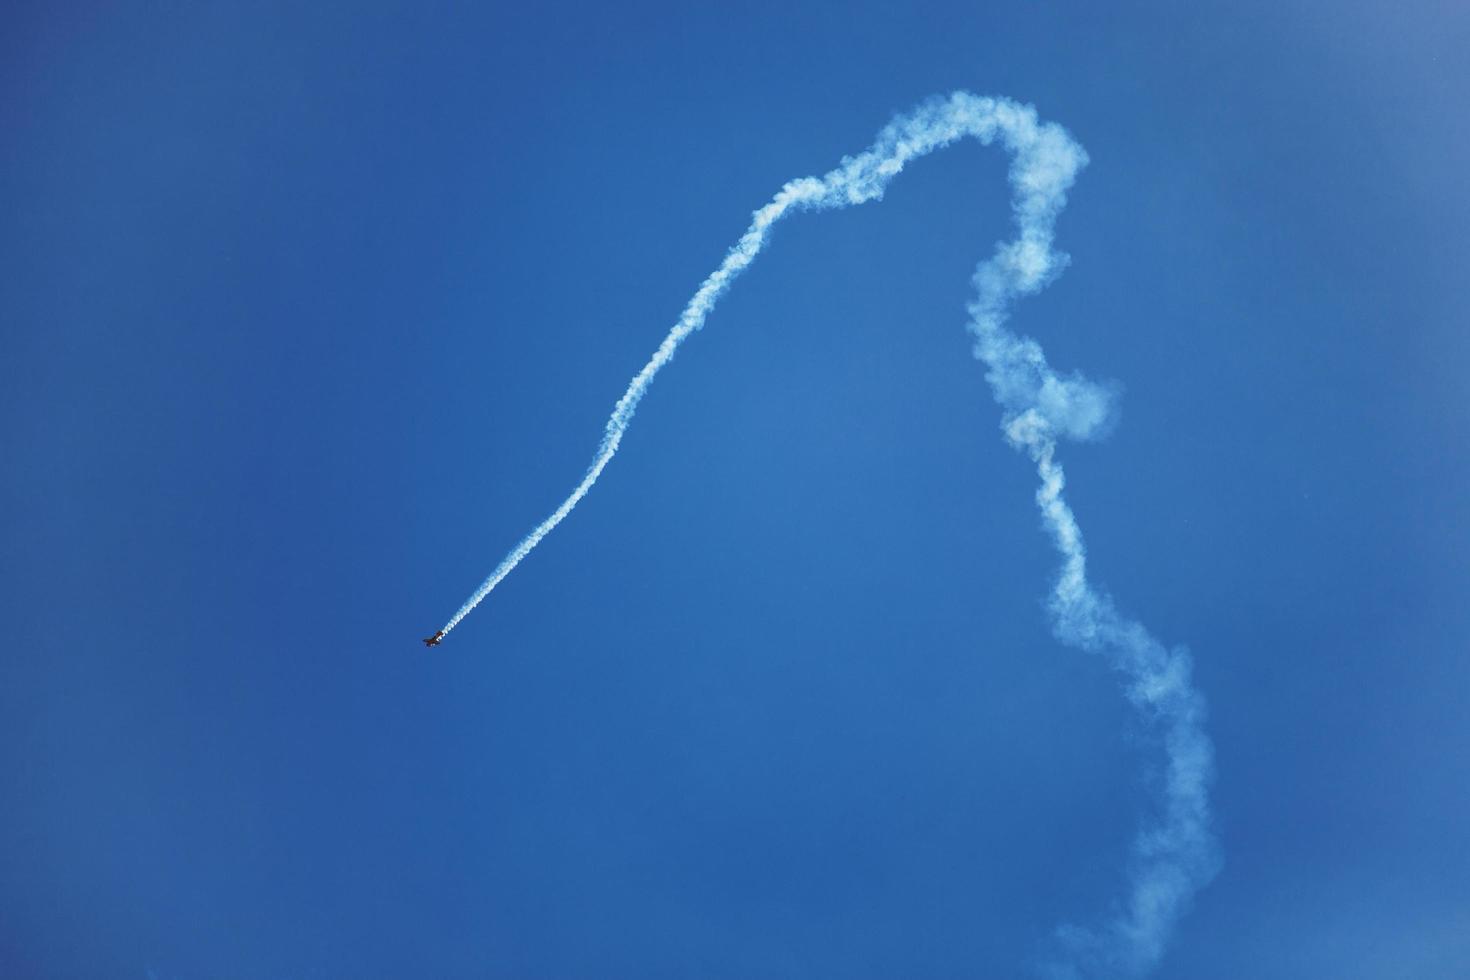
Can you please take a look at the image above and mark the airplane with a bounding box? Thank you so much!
[423,630,445,647]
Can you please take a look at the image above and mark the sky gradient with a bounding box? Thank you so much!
[4,2,1469,977]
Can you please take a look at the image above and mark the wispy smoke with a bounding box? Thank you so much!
[437,92,1217,976]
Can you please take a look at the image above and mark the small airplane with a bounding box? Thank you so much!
[422,630,445,648]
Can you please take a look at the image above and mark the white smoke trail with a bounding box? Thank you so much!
[438,92,1217,976]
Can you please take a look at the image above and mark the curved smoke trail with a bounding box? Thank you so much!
[438,93,1218,976]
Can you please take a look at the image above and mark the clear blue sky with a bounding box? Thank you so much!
[3,2,1468,977]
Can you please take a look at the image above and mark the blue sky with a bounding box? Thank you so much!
[3,2,1468,977]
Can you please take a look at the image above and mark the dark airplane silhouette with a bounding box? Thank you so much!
[423,630,445,647]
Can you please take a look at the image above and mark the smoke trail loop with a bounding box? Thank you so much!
[436,92,1217,977]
